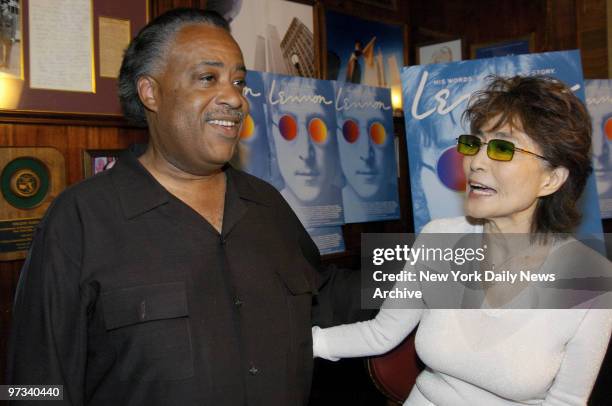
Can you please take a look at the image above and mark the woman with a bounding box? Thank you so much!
[313,76,612,405]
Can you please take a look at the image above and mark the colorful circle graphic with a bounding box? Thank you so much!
[342,120,359,143]
[309,117,328,144]
[604,117,612,141]
[239,114,255,140]
[279,115,297,141]
[369,122,386,145]
[437,147,466,191]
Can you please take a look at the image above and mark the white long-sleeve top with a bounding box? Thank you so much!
[313,217,612,406]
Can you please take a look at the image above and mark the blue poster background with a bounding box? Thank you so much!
[585,80,612,219]
[401,50,604,236]
[234,70,271,182]
[334,82,400,223]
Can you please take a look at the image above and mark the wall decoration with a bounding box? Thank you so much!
[216,0,316,77]
[470,34,534,59]
[585,79,612,218]
[322,9,405,90]
[416,38,462,65]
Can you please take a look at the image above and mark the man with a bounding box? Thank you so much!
[8,9,331,405]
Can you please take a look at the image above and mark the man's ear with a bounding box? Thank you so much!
[539,166,569,197]
[137,75,159,113]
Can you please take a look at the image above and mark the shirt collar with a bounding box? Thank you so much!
[110,147,272,220]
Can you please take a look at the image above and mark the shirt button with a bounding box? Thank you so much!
[220,237,226,245]
[234,298,244,307]
[248,366,259,375]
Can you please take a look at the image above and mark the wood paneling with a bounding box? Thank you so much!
[0,122,147,387]
[577,0,610,78]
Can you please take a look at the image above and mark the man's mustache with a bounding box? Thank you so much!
[204,110,245,122]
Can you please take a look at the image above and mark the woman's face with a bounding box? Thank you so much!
[462,119,554,230]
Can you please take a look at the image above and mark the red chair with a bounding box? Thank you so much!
[367,331,423,404]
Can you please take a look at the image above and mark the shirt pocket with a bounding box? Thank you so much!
[101,281,194,382]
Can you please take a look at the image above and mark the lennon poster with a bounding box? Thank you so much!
[402,50,603,236]
[264,72,344,228]
[585,80,612,219]
[233,70,271,182]
[334,82,400,223]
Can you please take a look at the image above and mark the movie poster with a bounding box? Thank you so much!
[232,70,271,182]
[308,226,345,255]
[334,82,400,223]
[402,50,603,235]
[265,73,344,228]
[585,80,612,219]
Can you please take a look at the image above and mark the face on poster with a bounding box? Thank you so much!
[585,79,612,217]
[325,10,403,89]
[266,74,342,213]
[233,70,271,181]
[402,51,602,235]
[335,82,399,222]
[220,0,315,77]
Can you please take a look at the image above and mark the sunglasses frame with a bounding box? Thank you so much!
[275,113,329,145]
[456,134,548,162]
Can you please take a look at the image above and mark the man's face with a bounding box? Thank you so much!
[337,105,389,199]
[271,82,335,202]
[145,24,248,175]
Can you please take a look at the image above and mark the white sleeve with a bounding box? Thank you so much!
[312,307,422,361]
[542,308,612,405]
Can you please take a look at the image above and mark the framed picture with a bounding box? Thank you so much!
[215,0,317,78]
[416,38,463,65]
[83,149,121,177]
[0,0,148,125]
[0,0,23,80]
[470,34,535,59]
[319,7,408,89]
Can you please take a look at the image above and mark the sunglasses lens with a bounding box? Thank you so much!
[457,135,480,156]
[279,115,297,141]
[370,122,386,145]
[342,120,359,143]
[239,114,255,140]
[605,117,612,141]
[488,139,515,161]
[309,118,328,144]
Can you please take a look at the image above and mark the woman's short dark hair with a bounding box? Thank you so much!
[118,8,229,126]
[463,75,593,234]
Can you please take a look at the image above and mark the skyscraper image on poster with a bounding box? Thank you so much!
[402,50,603,235]
[232,70,271,182]
[585,80,612,219]
[334,82,400,223]
[265,73,344,228]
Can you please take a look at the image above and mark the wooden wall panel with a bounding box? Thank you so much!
[577,0,610,78]
[0,123,147,386]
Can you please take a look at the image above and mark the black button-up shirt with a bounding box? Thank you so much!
[8,149,321,405]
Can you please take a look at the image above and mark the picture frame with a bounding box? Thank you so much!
[470,33,535,59]
[416,38,463,65]
[0,0,148,125]
[82,149,122,177]
[222,0,317,78]
[318,6,409,88]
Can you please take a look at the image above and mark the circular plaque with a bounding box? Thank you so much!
[1,157,50,209]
